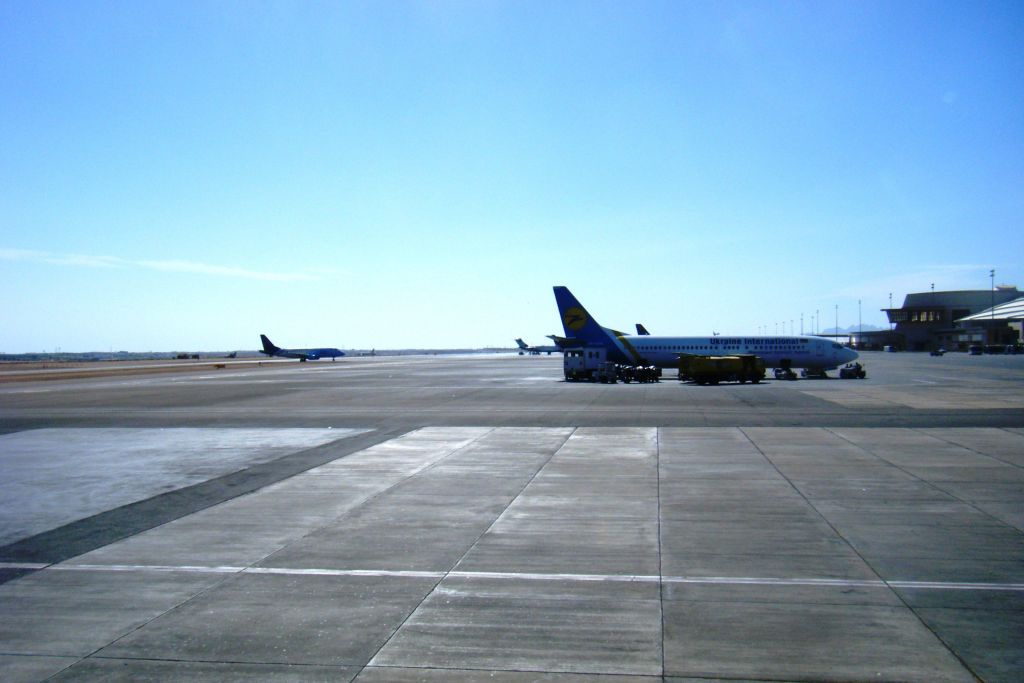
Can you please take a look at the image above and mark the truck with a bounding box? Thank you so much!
[563,347,607,381]
[678,354,765,385]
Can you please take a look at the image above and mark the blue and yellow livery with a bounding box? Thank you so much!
[553,286,858,373]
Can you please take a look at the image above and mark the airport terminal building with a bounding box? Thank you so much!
[860,285,1024,351]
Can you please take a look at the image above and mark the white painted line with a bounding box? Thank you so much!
[43,563,1024,592]
[664,576,885,588]
[448,570,659,584]
[888,580,1024,592]
[59,563,244,574]
[245,567,446,579]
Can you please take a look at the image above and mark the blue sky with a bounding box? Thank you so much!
[2,1,1022,352]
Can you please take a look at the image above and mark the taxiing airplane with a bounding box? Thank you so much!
[553,286,858,373]
[515,338,563,355]
[259,334,345,362]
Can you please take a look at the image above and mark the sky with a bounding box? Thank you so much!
[2,1,1022,352]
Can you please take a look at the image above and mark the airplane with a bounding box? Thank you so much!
[259,334,345,362]
[515,338,563,355]
[636,323,650,335]
[553,286,859,374]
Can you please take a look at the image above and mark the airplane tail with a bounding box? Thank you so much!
[259,334,280,355]
[515,338,529,350]
[636,323,650,335]
[553,286,619,346]
[553,286,640,364]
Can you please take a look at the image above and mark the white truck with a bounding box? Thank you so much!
[562,347,607,381]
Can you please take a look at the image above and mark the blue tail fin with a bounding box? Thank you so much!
[553,286,616,346]
[553,287,641,364]
[259,334,279,355]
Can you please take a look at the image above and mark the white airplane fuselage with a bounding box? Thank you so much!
[610,334,858,371]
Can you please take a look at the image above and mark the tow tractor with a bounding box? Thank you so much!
[773,359,798,380]
[594,361,618,383]
[839,362,867,379]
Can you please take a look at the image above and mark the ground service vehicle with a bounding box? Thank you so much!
[678,354,765,385]
[563,347,607,381]
[594,362,619,383]
[564,348,661,383]
[839,362,867,379]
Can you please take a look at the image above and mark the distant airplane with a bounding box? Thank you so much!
[553,286,858,374]
[636,324,650,335]
[225,351,237,359]
[515,338,562,355]
[259,334,345,362]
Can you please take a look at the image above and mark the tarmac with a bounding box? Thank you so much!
[0,350,1021,682]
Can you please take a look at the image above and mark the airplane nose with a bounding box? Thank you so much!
[845,347,859,362]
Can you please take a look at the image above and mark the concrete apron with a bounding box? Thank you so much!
[1,426,1021,682]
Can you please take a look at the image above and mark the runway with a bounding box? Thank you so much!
[0,352,1022,681]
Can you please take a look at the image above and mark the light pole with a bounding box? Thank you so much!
[858,299,861,348]
[990,268,996,343]
[834,304,838,339]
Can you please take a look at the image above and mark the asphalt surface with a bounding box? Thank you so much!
[0,351,1021,682]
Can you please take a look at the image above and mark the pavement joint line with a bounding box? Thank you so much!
[42,564,1024,591]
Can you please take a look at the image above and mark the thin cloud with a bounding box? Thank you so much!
[1,248,317,282]
[136,259,316,282]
